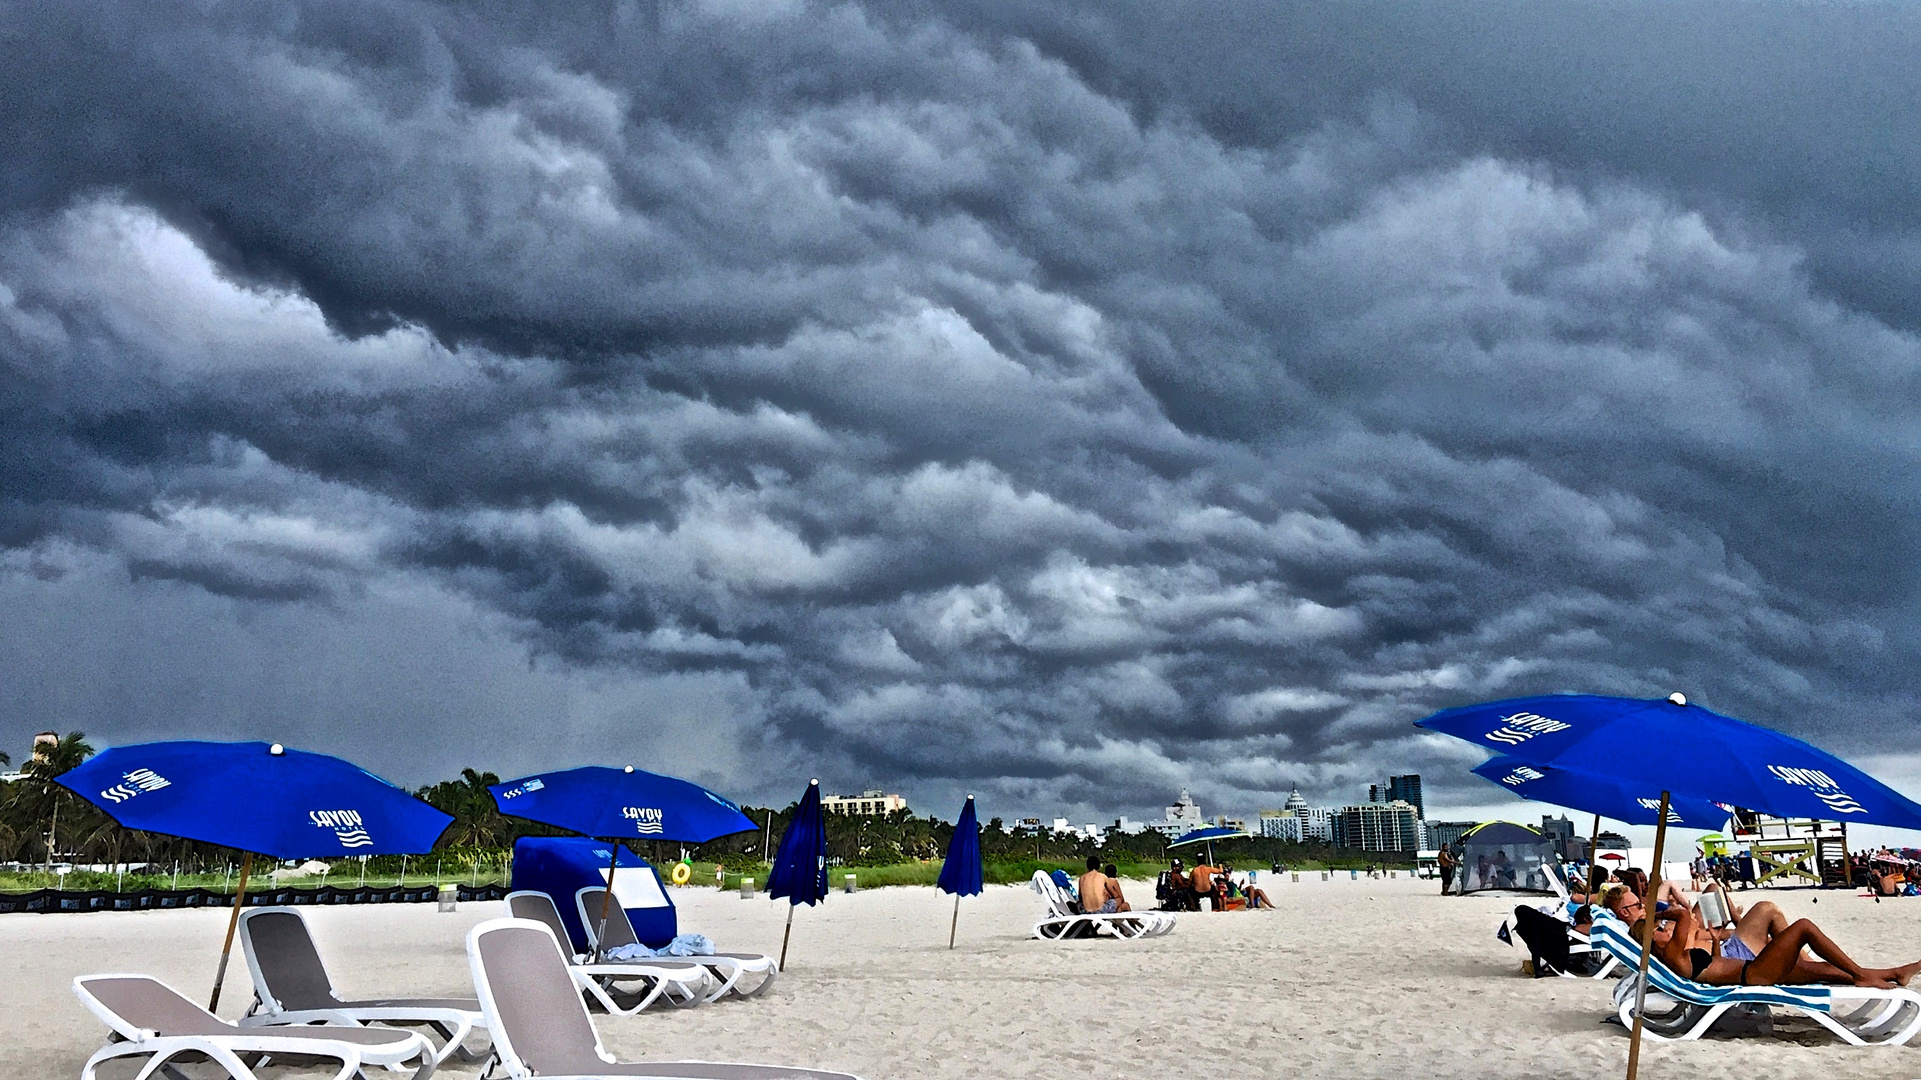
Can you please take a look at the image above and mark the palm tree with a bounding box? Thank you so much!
[21,732,95,872]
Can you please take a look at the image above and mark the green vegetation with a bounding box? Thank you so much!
[0,731,1411,894]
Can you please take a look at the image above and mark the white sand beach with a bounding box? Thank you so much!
[6,875,1921,1079]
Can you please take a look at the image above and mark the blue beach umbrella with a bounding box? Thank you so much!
[1470,755,1730,830]
[1168,825,1252,865]
[936,795,983,949]
[488,765,756,844]
[1418,692,1921,1080]
[488,765,754,955]
[57,740,453,1009]
[1417,693,1921,829]
[767,779,829,968]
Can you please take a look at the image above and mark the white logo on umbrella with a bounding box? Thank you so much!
[1633,797,1687,824]
[1499,766,1546,785]
[99,768,172,804]
[623,806,665,835]
[1485,712,1571,746]
[1766,765,1866,814]
[310,809,374,847]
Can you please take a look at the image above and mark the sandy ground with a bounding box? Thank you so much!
[5,874,1921,1079]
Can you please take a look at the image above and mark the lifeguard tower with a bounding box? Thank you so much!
[1728,808,1850,887]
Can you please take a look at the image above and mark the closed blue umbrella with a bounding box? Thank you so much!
[1418,692,1921,1080]
[936,795,983,949]
[767,779,829,968]
[57,740,453,1010]
[488,765,754,955]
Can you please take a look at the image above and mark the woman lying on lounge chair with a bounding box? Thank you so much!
[1608,890,1921,989]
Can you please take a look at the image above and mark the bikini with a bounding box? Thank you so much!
[1687,945,1756,984]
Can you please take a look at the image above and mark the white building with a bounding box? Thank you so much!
[1143,788,1208,839]
[821,789,909,816]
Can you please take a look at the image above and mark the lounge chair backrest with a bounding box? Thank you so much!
[469,919,611,1076]
[76,975,231,1038]
[506,890,578,952]
[576,887,641,950]
[240,908,340,1011]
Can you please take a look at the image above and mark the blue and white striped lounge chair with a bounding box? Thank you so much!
[1590,920,1921,1045]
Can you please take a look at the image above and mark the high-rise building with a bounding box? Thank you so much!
[1387,775,1424,819]
[1331,800,1421,852]
[1144,788,1208,839]
[1424,821,1476,851]
[1539,815,1576,858]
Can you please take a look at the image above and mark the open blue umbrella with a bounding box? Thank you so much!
[1418,692,1921,1080]
[1471,755,1730,829]
[1418,693,1921,829]
[936,795,983,949]
[57,740,453,1009]
[1168,825,1251,864]
[489,765,754,955]
[767,779,829,968]
[488,765,756,843]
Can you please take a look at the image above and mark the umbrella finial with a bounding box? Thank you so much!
[1667,693,1687,707]
[269,743,284,755]
[623,765,635,773]
[809,778,819,786]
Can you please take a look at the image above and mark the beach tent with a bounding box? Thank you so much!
[1454,821,1557,894]
[509,836,679,953]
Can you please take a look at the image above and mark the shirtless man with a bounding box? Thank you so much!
[1189,862,1223,910]
[1078,856,1118,914]
[1101,863,1134,912]
[1605,889,1921,988]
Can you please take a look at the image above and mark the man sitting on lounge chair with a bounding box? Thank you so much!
[1605,888,1921,988]
[1078,857,1120,914]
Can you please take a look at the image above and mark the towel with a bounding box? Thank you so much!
[605,933,717,960]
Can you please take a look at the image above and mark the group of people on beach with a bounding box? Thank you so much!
[1156,858,1273,912]
[1570,867,1921,990]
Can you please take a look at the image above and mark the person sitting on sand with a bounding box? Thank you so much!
[1078,856,1118,914]
[1224,865,1273,910]
[1101,863,1133,912]
[1611,888,1921,988]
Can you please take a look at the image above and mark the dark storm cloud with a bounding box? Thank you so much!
[3,0,1920,818]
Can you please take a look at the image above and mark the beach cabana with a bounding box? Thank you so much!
[1454,821,1556,894]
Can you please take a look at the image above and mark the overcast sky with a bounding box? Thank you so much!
[5,0,1921,828]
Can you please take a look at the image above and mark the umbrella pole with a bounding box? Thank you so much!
[209,852,253,1012]
[1625,792,1671,1080]
[948,894,960,950]
[594,840,620,961]
[779,903,796,969]
[1588,813,1603,890]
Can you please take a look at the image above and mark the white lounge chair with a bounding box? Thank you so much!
[504,890,711,1014]
[73,973,437,1080]
[1027,871,1175,940]
[468,917,858,1079]
[575,886,779,1000]
[1589,919,1921,1045]
[236,906,488,1065]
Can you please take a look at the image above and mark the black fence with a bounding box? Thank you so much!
[0,883,509,915]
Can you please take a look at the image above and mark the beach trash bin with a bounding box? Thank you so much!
[740,877,756,899]
[1321,871,1330,881]
[844,873,857,894]
[1291,872,1299,883]
[437,885,457,913]
[1350,869,1359,880]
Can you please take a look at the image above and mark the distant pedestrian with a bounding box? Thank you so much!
[1438,846,1457,894]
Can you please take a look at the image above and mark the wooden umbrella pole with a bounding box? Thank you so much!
[209,852,253,1012]
[1625,792,1671,1080]
[594,840,621,961]
[779,904,796,969]
[1588,813,1603,891]
[948,895,961,950]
